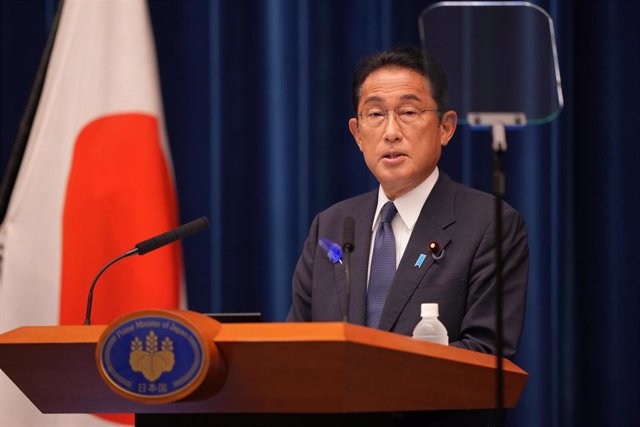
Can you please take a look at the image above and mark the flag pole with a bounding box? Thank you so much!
[0,0,65,224]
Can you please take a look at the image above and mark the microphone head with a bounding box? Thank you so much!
[182,216,209,235]
[196,216,209,230]
[342,216,355,253]
[135,216,209,255]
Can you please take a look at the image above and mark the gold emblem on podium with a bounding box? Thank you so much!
[97,310,226,403]
[129,330,175,381]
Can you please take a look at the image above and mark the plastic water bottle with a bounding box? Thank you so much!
[412,303,449,345]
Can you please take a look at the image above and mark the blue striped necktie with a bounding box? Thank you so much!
[366,201,398,328]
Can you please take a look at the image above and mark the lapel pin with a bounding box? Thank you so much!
[415,253,427,268]
[429,241,445,261]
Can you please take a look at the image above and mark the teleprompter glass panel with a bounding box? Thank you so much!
[419,2,563,125]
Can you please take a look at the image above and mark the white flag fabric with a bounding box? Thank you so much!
[0,0,182,425]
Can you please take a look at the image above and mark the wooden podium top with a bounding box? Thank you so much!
[0,322,527,414]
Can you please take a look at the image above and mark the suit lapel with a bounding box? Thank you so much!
[378,173,457,332]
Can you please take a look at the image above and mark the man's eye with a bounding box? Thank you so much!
[399,108,419,117]
[367,111,384,119]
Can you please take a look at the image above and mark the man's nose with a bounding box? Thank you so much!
[383,111,402,143]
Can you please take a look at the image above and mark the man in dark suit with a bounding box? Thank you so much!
[288,46,528,360]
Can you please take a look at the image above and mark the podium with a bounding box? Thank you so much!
[0,319,527,425]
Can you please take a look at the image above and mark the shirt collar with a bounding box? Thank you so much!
[372,167,439,231]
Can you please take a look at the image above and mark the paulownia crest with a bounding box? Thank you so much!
[129,331,175,382]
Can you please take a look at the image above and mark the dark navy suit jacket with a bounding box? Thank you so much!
[288,172,528,358]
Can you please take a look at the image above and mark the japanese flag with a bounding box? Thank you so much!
[0,0,182,425]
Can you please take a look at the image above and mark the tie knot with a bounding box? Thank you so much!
[379,202,397,224]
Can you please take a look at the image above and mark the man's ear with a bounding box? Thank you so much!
[439,110,457,147]
[349,118,364,152]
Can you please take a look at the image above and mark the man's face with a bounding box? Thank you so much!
[349,66,457,200]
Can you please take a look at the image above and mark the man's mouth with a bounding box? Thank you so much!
[383,152,405,159]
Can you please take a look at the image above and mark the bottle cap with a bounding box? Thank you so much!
[421,303,439,317]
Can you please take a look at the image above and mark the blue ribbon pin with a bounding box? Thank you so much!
[415,253,427,268]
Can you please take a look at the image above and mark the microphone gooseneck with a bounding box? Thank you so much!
[83,216,209,325]
[342,217,355,323]
[83,249,137,325]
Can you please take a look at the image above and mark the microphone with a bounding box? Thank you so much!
[342,217,355,323]
[83,216,209,325]
[136,216,209,255]
[342,217,355,253]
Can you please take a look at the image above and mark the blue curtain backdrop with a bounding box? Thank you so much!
[1,1,638,426]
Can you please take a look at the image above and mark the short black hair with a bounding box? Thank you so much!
[351,45,449,116]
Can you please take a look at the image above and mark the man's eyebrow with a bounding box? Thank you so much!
[363,96,384,105]
[400,94,422,102]
[363,94,423,105]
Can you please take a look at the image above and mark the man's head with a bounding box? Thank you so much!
[349,46,457,200]
[351,46,449,117]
